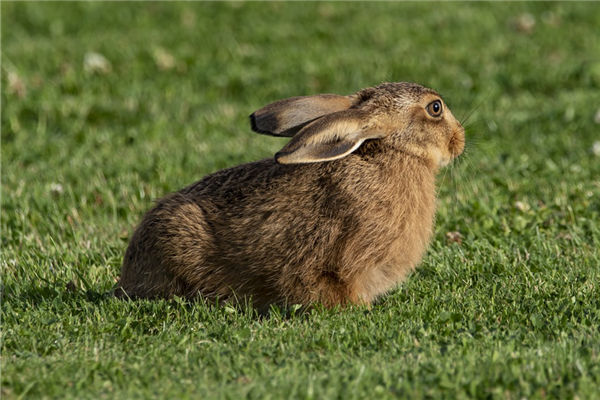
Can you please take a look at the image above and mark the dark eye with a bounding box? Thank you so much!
[426,100,443,117]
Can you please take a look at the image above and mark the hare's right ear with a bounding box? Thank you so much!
[250,94,355,137]
[275,109,384,164]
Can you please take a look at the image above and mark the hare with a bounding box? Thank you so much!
[116,82,465,309]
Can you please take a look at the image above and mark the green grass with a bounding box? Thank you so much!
[2,2,600,399]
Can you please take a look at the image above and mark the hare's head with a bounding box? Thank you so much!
[250,82,464,169]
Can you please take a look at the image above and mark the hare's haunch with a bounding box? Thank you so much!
[116,82,465,309]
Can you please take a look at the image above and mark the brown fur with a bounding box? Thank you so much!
[116,82,465,310]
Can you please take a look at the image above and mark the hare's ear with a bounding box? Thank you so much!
[250,94,355,137]
[275,110,383,164]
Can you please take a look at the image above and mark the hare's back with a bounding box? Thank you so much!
[177,159,356,269]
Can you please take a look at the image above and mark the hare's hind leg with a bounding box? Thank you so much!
[117,194,210,299]
[116,235,192,299]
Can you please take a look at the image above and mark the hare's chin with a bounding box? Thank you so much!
[430,147,451,168]
[439,158,451,168]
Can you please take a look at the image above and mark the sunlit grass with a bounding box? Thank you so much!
[2,2,599,398]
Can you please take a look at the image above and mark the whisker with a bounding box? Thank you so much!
[460,91,492,127]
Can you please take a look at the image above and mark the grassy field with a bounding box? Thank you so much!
[2,2,600,399]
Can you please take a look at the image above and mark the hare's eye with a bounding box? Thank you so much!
[426,100,443,117]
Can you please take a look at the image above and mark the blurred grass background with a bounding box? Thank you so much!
[2,2,600,399]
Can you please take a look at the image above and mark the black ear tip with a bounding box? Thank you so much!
[250,112,271,134]
[274,151,288,164]
[249,112,259,132]
[250,112,281,136]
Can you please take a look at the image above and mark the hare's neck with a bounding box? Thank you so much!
[390,156,436,204]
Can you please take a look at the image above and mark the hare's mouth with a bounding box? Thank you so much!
[448,131,465,159]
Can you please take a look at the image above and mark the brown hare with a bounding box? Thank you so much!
[116,82,465,310]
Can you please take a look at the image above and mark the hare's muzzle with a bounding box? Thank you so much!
[449,125,465,159]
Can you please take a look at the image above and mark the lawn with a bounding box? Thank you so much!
[2,2,600,399]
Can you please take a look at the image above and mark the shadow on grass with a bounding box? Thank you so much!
[4,279,373,323]
[3,281,114,307]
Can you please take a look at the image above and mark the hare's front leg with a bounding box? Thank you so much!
[304,271,366,307]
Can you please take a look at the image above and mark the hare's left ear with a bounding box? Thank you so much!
[275,110,384,164]
[250,94,355,137]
